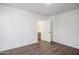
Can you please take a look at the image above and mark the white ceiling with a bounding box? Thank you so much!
[4,3,79,16]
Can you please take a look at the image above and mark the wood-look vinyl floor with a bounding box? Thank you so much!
[3,40,79,55]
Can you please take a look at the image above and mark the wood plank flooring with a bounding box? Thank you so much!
[2,40,79,55]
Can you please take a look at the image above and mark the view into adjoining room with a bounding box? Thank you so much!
[37,21,43,41]
[0,3,79,55]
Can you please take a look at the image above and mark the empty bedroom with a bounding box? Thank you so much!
[0,3,79,55]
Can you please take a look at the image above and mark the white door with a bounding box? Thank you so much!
[42,19,52,42]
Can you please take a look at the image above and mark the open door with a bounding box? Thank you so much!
[42,18,52,42]
[37,18,52,42]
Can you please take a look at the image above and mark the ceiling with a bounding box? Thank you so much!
[4,3,79,16]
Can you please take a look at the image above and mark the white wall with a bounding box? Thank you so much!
[52,9,79,49]
[37,21,44,33]
[0,5,47,51]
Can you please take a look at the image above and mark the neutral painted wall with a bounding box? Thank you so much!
[52,9,79,49]
[0,5,47,51]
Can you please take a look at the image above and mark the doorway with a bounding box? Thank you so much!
[42,19,52,42]
[37,19,52,42]
[37,21,43,41]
